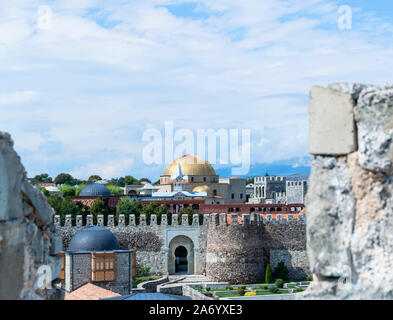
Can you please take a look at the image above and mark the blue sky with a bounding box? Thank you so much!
[0,0,392,181]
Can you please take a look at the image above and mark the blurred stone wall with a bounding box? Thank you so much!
[304,83,393,299]
[0,132,63,300]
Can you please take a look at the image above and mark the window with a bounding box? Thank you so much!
[231,193,234,199]
[191,177,194,182]
[91,252,116,282]
[213,190,217,196]
[58,252,65,280]
[203,177,206,182]
[240,194,243,199]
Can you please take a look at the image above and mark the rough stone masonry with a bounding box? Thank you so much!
[0,132,63,300]
[303,83,393,299]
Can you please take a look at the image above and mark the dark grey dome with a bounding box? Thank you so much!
[79,183,111,197]
[68,226,120,251]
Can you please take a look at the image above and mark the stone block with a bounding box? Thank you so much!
[118,214,125,226]
[76,215,82,227]
[108,215,114,227]
[129,214,136,226]
[172,214,178,225]
[182,214,188,226]
[192,214,199,226]
[50,235,63,255]
[309,85,357,155]
[97,215,104,226]
[86,215,93,226]
[65,215,72,227]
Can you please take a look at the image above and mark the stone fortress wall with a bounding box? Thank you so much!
[55,212,309,283]
[304,83,393,299]
[0,132,63,300]
[286,180,307,204]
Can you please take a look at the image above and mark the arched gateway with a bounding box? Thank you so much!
[168,235,194,275]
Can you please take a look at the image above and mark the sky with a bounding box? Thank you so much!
[0,0,393,181]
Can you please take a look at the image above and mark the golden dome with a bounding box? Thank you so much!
[163,154,216,176]
[192,185,213,196]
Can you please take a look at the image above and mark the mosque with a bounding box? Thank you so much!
[155,154,247,204]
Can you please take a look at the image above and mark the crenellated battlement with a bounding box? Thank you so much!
[54,212,306,228]
[54,213,209,228]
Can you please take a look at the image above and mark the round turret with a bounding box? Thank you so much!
[206,213,265,284]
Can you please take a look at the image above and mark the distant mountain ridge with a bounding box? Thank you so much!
[215,156,311,178]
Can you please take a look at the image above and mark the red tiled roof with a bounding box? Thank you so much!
[64,283,121,300]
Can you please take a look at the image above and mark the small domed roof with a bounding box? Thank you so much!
[79,183,111,197]
[192,185,213,196]
[68,226,120,251]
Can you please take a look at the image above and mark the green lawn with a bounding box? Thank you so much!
[216,291,288,298]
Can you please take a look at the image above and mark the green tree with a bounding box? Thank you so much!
[141,201,159,225]
[167,210,172,225]
[59,197,82,225]
[199,213,203,225]
[273,261,289,280]
[59,185,76,197]
[115,177,125,187]
[116,198,141,224]
[47,195,63,214]
[88,175,102,182]
[179,207,195,225]
[90,198,109,225]
[34,173,52,183]
[124,175,138,186]
[156,205,170,225]
[54,173,75,185]
[265,264,273,284]
[106,185,123,195]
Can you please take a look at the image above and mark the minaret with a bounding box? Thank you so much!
[171,162,187,191]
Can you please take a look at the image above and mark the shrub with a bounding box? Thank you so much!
[75,184,87,196]
[106,185,123,195]
[265,264,273,283]
[237,287,245,296]
[226,286,234,291]
[269,286,279,294]
[259,285,268,290]
[136,266,151,278]
[295,287,305,293]
[206,287,211,292]
[59,184,76,197]
[245,292,256,296]
[275,278,284,288]
[306,276,313,281]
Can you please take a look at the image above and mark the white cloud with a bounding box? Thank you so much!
[70,157,134,180]
[0,91,39,105]
[0,0,392,179]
